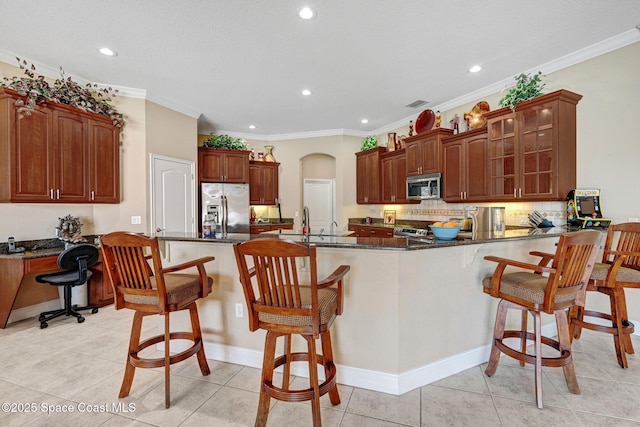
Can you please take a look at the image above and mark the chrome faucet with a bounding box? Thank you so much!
[302,206,310,235]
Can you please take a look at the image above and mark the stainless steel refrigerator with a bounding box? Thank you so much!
[201,183,250,235]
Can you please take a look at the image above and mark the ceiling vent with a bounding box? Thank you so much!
[405,100,429,109]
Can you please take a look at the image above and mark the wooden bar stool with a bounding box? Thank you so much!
[100,232,215,409]
[569,222,640,368]
[483,230,601,408]
[233,239,350,427]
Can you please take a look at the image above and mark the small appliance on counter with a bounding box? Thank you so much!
[467,206,505,237]
[566,189,612,228]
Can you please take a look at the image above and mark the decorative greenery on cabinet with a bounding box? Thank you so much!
[202,134,249,150]
[0,58,124,128]
[498,71,545,110]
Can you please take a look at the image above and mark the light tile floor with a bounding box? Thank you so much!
[1,306,640,426]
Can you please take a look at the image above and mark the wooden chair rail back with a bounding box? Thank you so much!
[604,222,640,270]
[544,230,602,310]
[100,232,167,310]
[234,238,320,332]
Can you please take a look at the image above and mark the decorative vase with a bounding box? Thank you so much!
[263,145,276,162]
[387,133,397,151]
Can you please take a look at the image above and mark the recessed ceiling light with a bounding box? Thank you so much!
[249,125,256,129]
[301,89,312,96]
[469,65,482,73]
[98,47,118,57]
[299,7,315,20]
[361,119,369,124]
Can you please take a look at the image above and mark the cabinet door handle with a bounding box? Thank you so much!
[56,189,60,199]
[513,189,517,198]
[91,191,95,201]
[519,188,522,198]
[50,189,54,199]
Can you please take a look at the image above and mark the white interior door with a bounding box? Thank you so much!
[303,179,335,232]
[151,154,195,233]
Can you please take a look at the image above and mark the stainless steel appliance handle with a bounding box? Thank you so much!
[222,195,228,234]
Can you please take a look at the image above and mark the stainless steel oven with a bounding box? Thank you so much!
[406,173,441,200]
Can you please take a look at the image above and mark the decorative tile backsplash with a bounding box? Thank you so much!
[366,200,567,227]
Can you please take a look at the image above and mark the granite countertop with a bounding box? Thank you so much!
[154,226,579,251]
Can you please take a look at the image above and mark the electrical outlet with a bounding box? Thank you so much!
[519,216,529,226]
[235,303,243,318]
[131,215,142,224]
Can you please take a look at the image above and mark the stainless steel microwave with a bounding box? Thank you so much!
[406,173,441,200]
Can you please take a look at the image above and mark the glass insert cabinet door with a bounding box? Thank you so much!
[489,113,516,198]
[488,103,557,200]
[520,105,555,198]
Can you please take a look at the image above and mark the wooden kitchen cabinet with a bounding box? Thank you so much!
[198,147,250,183]
[484,89,582,201]
[403,128,453,176]
[249,161,279,205]
[356,147,385,204]
[381,150,416,204]
[250,223,293,234]
[88,260,114,307]
[348,224,394,237]
[0,88,120,203]
[442,128,490,202]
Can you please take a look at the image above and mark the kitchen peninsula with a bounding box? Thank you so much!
[156,227,569,395]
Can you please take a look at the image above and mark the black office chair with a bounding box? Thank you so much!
[36,244,100,328]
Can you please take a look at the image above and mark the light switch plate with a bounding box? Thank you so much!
[131,216,142,224]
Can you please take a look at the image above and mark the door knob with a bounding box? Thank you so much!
[156,228,163,232]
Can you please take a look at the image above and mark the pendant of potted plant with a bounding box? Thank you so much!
[202,134,249,150]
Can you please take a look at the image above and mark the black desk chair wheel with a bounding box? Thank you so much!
[36,244,100,329]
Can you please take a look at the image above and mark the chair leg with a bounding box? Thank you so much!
[533,311,543,409]
[519,310,528,367]
[305,335,322,427]
[617,288,635,355]
[571,304,585,339]
[556,309,580,395]
[610,288,629,368]
[120,311,143,398]
[188,303,210,376]
[256,331,278,427]
[320,329,340,406]
[164,313,171,409]
[282,334,292,391]
[485,299,508,377]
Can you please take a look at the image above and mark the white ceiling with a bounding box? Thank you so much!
[1,1,639,140]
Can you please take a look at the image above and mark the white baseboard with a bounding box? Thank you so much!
[169,319,640,396]
[7,300,61,325]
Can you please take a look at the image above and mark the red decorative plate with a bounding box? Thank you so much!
[415,109,435,134]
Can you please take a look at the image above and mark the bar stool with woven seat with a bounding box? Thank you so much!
[483,230,601,408]
[100,232,215,409]
[233,238,350,427]
[569,222,640,368]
